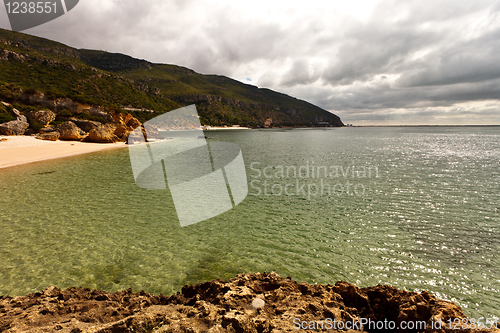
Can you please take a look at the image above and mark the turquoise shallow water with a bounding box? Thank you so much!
[0,127,499,320]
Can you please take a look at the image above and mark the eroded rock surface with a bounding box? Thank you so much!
[29,110,56,126]
[0,273,498,333]
[1,94,144,142]
[0,106,29,135]
[125,113,141,129]
[36,131,60,141]
[87,123,120,143]
[71,119,102,133]
[57,121,86,141]
[83,112,142,143]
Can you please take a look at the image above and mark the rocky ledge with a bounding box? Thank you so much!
[0,97,164,143]
[0,272,498,333]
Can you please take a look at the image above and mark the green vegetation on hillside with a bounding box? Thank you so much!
[0,28,343,127]
[0,101,15,123]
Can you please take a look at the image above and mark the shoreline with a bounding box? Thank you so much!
[0,136,126,169]
[204,126,251,130]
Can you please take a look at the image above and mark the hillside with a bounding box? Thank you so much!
[0,28,343,129]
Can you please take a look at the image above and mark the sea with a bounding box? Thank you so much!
[0,126,499,320]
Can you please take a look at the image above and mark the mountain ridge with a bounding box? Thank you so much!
[0,28,343,128]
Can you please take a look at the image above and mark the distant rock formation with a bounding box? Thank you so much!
[0,272,497,332]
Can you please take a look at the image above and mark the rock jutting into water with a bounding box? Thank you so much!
[0,272,498,333]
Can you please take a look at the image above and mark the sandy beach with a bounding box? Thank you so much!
[0,136,126,169]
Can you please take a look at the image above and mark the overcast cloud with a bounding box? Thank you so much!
[1,0,499,125]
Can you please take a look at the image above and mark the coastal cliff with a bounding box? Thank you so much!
[0,28,343,129]
[1,272,497,333]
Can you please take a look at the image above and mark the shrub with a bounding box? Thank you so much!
[0,113,16,124]
[58,109,73,118]
[80,111,91,120]
[0,84,17,100]
[79,111,106,123]
[24,87,38,94]
[45,90,66,100]
[51,120,66,126]
[92,116,106,124]
[7,83,20,91]
[28,118,44,131]
[69,93,94,105]
[12,103,42,113]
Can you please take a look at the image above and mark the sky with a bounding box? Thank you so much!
[1,0,500,125]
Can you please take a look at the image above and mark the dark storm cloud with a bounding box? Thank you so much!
[319,0,495,86]
[396,28,500,87]
[316,78,500,111]
[321,22,439,86]
[280,0,500,123]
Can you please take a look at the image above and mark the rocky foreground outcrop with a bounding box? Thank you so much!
[0,272,498,333]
